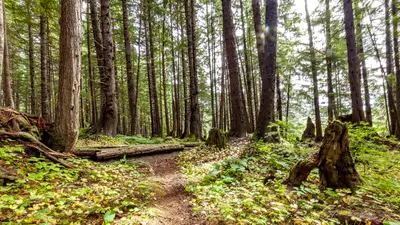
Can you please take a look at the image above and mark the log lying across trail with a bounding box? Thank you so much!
[75,144,185,160]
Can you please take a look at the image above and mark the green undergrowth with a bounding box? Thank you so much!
[179,125,400,224]
[0,146,160,224]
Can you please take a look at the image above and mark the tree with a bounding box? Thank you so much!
[385,0,397,134]
[324,0,337,121]
[100,0,118,136]
[239,0,254,132]
[0,0,4,105]
[40,14,49,121]
[54,0,82,152]
[342,0,365,123]
[121,0,136,135]
[185,0,201,138]
[2,2,14,109]
[393,0,400,138]
[222,0,247,137]
[255,0,278,140]
[145,0,161,137]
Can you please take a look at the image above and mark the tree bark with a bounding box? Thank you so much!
[206,3,216,128]
[181,6,190,137]
[161,2,170,135]
[255,0,278,141]
[385,0,397,134]
[276,71,282,121]
[121,0,136,135]
[240,0,254,132]
[40,15,49,121]
[87,0,97,125]
[133,10,142,135]
[145,0,161,137]
[0,0,3,105]
[251,0,264,76]
[3,32,14,108]
[325,0,337,121]
[222,0,247,137]
[342,0,365,123]
[55,0,82,152]
[99,0,118,136]
[305,0,323,141]
[287,121,362,190]
[185,0,201,138]
[393,0,400,138]
[28,22,36,114]
[354,0,372,126]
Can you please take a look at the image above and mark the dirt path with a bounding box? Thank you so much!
[128,151,206,225]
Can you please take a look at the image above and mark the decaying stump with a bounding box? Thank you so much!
[206,128,227,149]
[286,121,362,190]
[0,107,73,168]
[302,117,315,141]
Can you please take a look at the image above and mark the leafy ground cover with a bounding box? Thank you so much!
[179,126,400,224]
[0,145,160,224]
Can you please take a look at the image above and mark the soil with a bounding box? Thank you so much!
[128,151,207,225]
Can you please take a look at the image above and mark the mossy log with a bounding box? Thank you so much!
[206,128,227,149]
[286,121,362,190]
[92,144,185,160]
[0,107,74,168]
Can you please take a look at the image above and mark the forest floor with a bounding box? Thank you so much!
[126,152,205,225]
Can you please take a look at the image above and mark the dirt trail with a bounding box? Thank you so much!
[129,151,206,225]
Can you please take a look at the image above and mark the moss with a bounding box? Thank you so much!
[206,129,227,149]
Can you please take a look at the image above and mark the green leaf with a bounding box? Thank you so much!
[104,211,116,224]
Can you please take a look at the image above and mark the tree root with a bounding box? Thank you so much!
[0,131,74,168]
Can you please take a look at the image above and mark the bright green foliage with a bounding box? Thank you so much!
[0,146,160,224]
[179,126,400,224]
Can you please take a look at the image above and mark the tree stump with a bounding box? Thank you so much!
[302,117,315,141]
[206,128,227,149]
[286,121,362,190]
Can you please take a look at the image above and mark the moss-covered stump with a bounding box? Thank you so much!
[206,129,227,149]
[302,117,316,141]
[286,121,362,190]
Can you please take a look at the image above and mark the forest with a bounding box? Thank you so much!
[0,0,400,224]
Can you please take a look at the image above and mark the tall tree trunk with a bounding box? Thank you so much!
[219,35,226,130]
[342,0,365,123]
[55,0,82,152]
[171,2,181,137]
[100,0,118,136]
[0,0,3,105]
[133,12,142,135]
[393,0,400,138]
[240,0,254,132]
[255,0,278,141]
[89,0,106,132]
[145,0,161,137]
[305,0,323,141]
[325,0,337,121]
[222,0,247,137]
[185,0,201,138]
[28,23,36,114]
[206,3,216,128]
[251,0,264,76]
[385,0,397,134]
[87,0,97,125]
[3,16,14,109]
[121,0,136,135]
[276,71,282,121]
[162,2,170,135]
[181,7,190,137]
[40,15,49,121]
[354,0,372,125]
[46,21,53,122]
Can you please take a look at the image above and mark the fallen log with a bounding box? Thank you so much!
[180,142,203,148]
[95,144,185,160]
